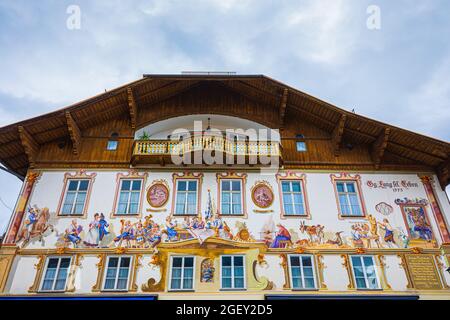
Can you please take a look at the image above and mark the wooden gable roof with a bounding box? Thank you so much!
[0,74,449,188]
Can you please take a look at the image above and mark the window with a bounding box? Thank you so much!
[281,181,306,216]
[221,255,245,290]
[103,256,131,291]
[351,256,380,290]
[336,181,363,216]
[288,255,316,289]
[221,179,243,215]
[107,132,119,150]
[296,141,307,152]
[116,179,142,215]
[107,140,118,151]
[40,257,71,292]
[175,180,198,215]
[169,256,195,291]
[61,179,90,215]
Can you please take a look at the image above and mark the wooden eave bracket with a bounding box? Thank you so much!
[127,87,137,129]
[332,114,347,156]
[279,88,289,129]
[18,125,39,168]
[371,127,390,169]
[437,159,450,190]
[65,111,82,155]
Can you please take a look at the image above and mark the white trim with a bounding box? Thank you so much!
[281,180,307,216]
[336,181,364,217]
[168,255,196,291]
[287,254,317,290]
[39,256,72,293]
[60,179,90,216]
[220,179,243,215]
[174,179,198,215]
[220,255,246,290]
[349,255,381,290]
[115,178,143,215]
[101,255,133,292]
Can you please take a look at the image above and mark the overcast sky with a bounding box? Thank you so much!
[0,0,449,233]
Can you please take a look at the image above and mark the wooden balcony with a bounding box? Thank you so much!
[131,135,282,167]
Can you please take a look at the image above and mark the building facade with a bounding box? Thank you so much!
[0,74,449,299]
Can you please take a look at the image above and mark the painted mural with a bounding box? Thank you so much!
[16,198,419,251]
[14,173,446,254]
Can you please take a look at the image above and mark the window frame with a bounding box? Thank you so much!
[296,141,307,152]
[330,173,367,219]
[171,173,203,217]
[168,255,196,292]
[350,255,381,290]
[107,140,118,151]
[113,178,144,216]
[39,256,72,293]
[174,179,199,216]
[276,172,311,219]
[111,171,147,217]
[102,255,133,292]
[217,173,247,218]
[220,255,246,291]
[287,254,318,290]
[57,171,96,218]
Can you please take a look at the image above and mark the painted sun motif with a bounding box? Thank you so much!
[147,183,169,208]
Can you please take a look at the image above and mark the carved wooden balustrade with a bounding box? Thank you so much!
[132,135,282,166]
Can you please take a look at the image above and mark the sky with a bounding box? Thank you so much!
[0,0,449,233]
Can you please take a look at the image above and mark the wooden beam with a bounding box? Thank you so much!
[18,126,39,168]
[65,111,82,155]
[332,114,346,156]
[127,87,137,129]
[371,127,390,169]
[437,159,450,190]
[279,88,289,129]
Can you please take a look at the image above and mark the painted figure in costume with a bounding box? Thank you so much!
[65,219,83,248]
[25,206,39,236]
[98,213,109,242]
[165,216,178,241]
[410,208,433,240]
[134,221,146,248]
[148,223,162,247]
[114,220,134,247]
[270,224,292,248]
[378,218,396,247]
[16,206,54,248]
[84,213,100,247]
[201,259,215,283]
[350,224,364,248]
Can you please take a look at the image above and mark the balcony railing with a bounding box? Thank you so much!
[132,135,282,165]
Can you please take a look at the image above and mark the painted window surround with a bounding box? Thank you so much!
[111,170,147,218]
[171,172,204,217]
[276,171,311,219]
[330,173,367,219]
[56,170,97,218]
[216,172,247,218]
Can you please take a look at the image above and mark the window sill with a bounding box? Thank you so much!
[100,289,130,293]
[219,288,247,291]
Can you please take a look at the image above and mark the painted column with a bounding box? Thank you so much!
[419,175,450,243]
[3,171,40,244]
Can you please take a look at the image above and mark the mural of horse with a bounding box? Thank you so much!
[16,207,54,248]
